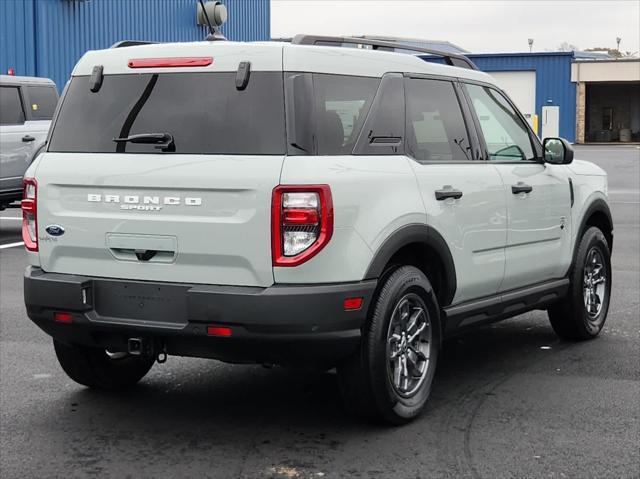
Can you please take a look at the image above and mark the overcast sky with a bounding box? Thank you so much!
[271,0,640,54]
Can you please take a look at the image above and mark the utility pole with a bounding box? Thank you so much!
[528,38,534,53]
[616,37,621,57]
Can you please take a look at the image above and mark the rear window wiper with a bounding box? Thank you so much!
[113,132,175,151]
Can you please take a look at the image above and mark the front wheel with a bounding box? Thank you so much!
[337,266,440,425]
[548,226,612,340]
[54,340,155,389]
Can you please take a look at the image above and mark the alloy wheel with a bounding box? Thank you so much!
[386,293,432,398]
[583,246,607,318]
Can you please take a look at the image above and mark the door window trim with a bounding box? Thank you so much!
[453,81,484,162]
[460,79,544,164]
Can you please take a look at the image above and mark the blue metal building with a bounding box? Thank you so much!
[466,52,577,142]
[0,0,270,90]
[419,51,580,142]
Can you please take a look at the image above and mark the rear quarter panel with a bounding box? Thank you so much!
[275,155,425,283]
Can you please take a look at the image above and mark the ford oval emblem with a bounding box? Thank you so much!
[45,225,65,237]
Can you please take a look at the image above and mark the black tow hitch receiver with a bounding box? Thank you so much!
[127,337,153,356]
[156,351,167,364]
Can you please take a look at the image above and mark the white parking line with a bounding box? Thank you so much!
[0,241,24,249]
[0,217,22,221]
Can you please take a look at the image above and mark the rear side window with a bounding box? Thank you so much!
[285,73,379,155]
[314,74,379,155]
[48,72,285,154]
[26,86,58,120]
[405,78,472,162]
[0,86,25,125]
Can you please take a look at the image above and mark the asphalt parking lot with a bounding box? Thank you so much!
[1,145,638,478]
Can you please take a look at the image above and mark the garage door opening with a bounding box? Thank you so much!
[585,82,640,143]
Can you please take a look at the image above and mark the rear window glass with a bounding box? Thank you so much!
[0,86,25,125]
[27,85,58,120]
[48,72,285,154]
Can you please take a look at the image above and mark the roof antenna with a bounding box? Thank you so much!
[197,0,228,41]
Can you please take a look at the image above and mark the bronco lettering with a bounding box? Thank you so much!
[87,194,202,207]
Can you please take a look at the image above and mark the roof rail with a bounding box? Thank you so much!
[110,41,159,49]
[290,35,479,70]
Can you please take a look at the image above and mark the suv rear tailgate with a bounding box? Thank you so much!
[38,51,286,287]
[35,152,282,287]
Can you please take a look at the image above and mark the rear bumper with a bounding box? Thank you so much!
[24,266,376,366]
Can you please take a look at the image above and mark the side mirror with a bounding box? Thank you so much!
[543,137,574,165]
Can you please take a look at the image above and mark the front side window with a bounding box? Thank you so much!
[27,86,58,120]
[48,72,285,154]
[465,84,535,161]
[0,86,25,125]
[405,78,472,162]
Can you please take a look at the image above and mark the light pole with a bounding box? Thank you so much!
[616,37,621,56]
[528,38,534,53]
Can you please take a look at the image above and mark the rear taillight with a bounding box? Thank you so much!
[21,178,37,251]
[272,185,333,267]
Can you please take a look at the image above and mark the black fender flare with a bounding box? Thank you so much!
[576,198,613,247]
[363,224,457,306]
[570,198,613,270]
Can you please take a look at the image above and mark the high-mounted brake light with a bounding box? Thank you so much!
[127,57,213,68]
[21,178,38,252]
[272,185,333,267]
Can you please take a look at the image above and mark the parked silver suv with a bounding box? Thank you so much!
[22,37,613,424]
[0,75,57,209]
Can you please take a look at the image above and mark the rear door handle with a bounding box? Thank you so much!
[22,135,36,142]
[435,187,463,201]
[511,182,533,194]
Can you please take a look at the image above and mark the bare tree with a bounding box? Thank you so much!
[557,42,580,52]
[585,47,623,58]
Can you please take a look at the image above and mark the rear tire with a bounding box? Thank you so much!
[337,266,440,425]
[548,226,611,340]
[53,340,155,389]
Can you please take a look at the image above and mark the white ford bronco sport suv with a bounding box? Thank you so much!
[23,36,613,424]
